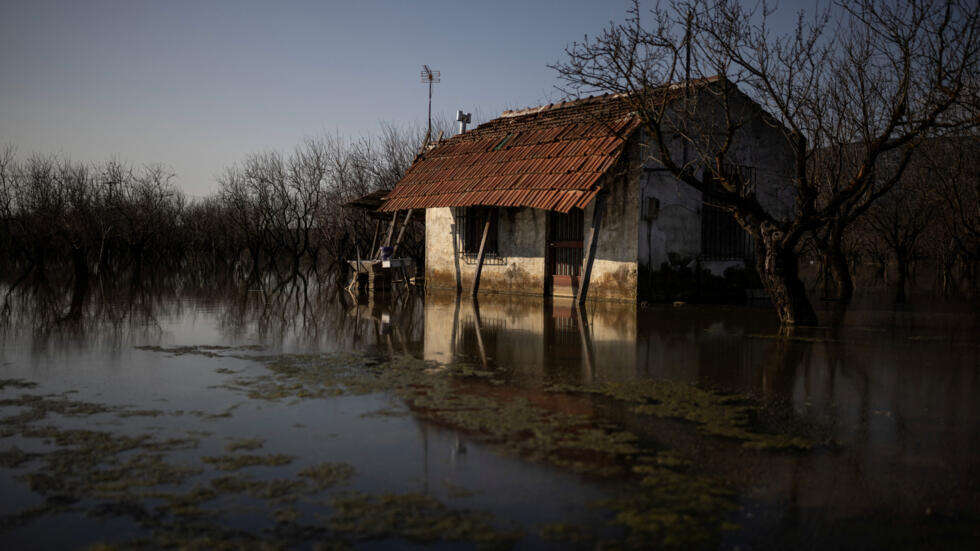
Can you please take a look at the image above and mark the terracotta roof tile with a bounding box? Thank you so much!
[380,92,657,213]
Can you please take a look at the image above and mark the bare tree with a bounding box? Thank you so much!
[552,0,978,324]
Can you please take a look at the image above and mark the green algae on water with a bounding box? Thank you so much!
[0,379,38,390]
[224,438,264,452]
[297,462,355,489]
[326,491,522,548]
[201,453,295,471]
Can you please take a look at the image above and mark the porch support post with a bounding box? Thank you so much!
[577,192,607,305]
[381,211,398,253]
[470,215,492,297]
[368,219,381,259]
[391,209,414,258]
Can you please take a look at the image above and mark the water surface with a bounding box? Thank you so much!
[0,283,976,549]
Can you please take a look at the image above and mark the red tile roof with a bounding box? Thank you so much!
[379,93,642,213]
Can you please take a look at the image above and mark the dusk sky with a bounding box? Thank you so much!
[1,0,812,196]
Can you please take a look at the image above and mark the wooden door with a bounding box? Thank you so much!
[546,209,584,295]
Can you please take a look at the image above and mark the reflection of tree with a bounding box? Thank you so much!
[0,273,425,353]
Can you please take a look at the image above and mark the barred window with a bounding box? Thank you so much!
[457,207,499,256]
[701,165,753,260]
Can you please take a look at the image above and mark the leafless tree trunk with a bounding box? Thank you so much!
[552,0,978,324]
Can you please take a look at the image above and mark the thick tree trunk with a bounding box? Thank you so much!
[756,224,818,326]
[827,228,854,302]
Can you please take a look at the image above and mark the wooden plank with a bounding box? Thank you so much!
[470,215,492,296]
[576,192,607,304]
[381,212,398,254]
[391,209,414,258]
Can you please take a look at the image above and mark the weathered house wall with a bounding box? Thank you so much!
[635,93,796,279]
[425,206,547,295]
[577,173,639,301]
[425,173,639,301]
[419,83,795,303]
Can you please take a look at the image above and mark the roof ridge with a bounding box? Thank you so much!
[498,76,722,119]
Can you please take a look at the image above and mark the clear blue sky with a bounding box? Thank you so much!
[1,0,813,196]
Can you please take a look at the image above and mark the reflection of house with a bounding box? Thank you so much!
[423,295,638,384]
[381,77,794,302]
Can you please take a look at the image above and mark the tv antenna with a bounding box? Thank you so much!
[420,65,440,142]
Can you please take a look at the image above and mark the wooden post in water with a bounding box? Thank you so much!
[471,215,492,297]
[577,193,607,305]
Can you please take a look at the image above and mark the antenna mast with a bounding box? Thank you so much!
[420,65,441,143]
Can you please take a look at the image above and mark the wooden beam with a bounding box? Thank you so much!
[381,212,398,253]
[390,209,414,258]
[451,221,462,292]
[576,193,607,305]
[368,219,381,259]
[470,215,492,296]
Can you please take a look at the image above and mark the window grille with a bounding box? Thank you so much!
[456,207,499,257]
[700,165,754,260]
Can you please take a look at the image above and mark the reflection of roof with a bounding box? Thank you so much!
[344,189,390,211]
[380,94,641,213]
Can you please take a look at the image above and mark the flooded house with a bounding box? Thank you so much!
[380,77,795,302]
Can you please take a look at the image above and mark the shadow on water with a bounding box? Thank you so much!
[0,275,977,549]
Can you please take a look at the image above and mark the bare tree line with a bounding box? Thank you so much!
[811,136,979,302]
[0,120,444,317]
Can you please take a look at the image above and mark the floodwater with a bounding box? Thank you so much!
[0,281,977,549]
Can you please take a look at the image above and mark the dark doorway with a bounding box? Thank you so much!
[546,209,584,296]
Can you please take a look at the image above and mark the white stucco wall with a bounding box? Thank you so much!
[424,174,639,301]
[425,206,547,295]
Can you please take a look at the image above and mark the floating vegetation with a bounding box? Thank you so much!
[547,379,816,451]
[128,346,823,547]
[116,409,166,418]
[0,394,117,425]
[0,345,826,548]
[600,463,739,549]
[224,438,264,452]
[201,454,295,471]
[443,479,478,499]
[326,491,522,548]
[297,462,355,489]
[190,402,242,420]
[359,406,409,418]
[0,379,38,390]
[538,522,594,544]
[0,446,34,468]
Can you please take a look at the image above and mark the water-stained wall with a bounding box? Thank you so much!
[425,206,546,295]
[424,173,639,301]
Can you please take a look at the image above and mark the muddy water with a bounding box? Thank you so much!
[0,284,976,549]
